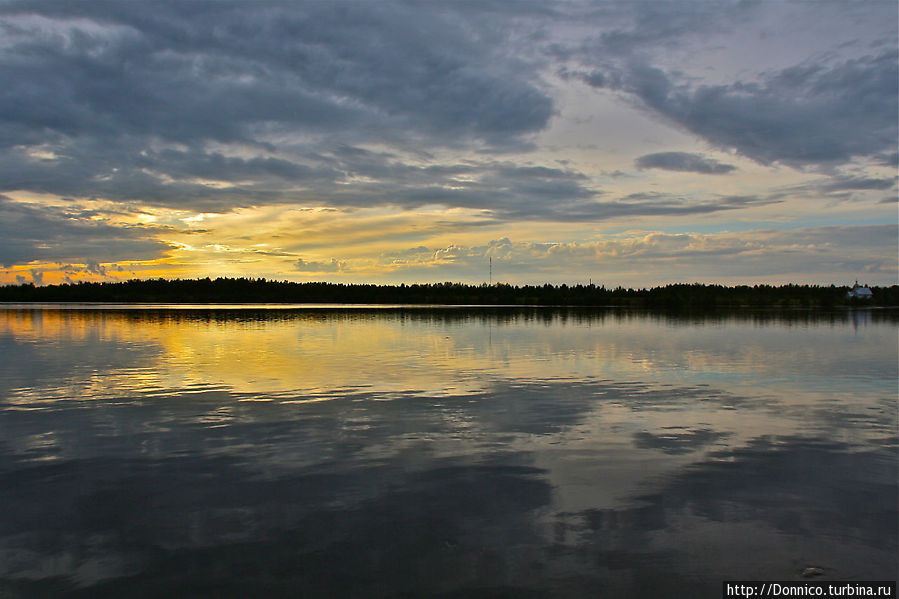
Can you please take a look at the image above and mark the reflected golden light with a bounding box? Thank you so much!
[3,307,894,514]
[3,308,892,415]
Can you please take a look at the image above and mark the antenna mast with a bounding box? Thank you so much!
[489,257,492,286]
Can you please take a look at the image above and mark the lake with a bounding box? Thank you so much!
[0,306,896,598]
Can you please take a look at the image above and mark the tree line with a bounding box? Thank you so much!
[1,278,896,308]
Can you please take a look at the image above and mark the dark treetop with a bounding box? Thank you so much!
[1,278,896,309]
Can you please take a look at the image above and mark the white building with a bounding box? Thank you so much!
[846,281,873,299]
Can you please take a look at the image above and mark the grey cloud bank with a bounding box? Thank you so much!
[2,2,894,208]
[0,0,553,217]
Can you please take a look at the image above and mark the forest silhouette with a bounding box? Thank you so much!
[2,278,896,309]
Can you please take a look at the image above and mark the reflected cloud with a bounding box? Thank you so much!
[560,438,897,583]
[632,428,731,455]
[0,308,895,596]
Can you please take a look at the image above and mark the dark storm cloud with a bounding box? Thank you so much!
[0,195,169,267]
[0,0,563,219]
[635,152,736,174]
[0,1,551,149]
[584,50,898,168]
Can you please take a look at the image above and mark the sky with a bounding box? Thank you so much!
[0,0,896,287]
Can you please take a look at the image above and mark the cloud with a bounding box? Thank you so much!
[0,2,551,148]
[633,428,731,455]
[295,257,345,273]
[568,438,895,578]
[878,151,899,168]
[0,195,169,267]
[375,225,898,283]
[286,153,773,222]
[0,2,786,227]
[85,260,106,276]
[0,1,564,220]
[635,152,736,174]
[774,174,898,204]
[816,176,896,193]
[584,50,898,168]
[0,2,892,216]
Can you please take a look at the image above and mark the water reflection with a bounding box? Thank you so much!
[0,307,895,597]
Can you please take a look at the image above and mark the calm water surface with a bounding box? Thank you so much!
[0,307,896,598]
